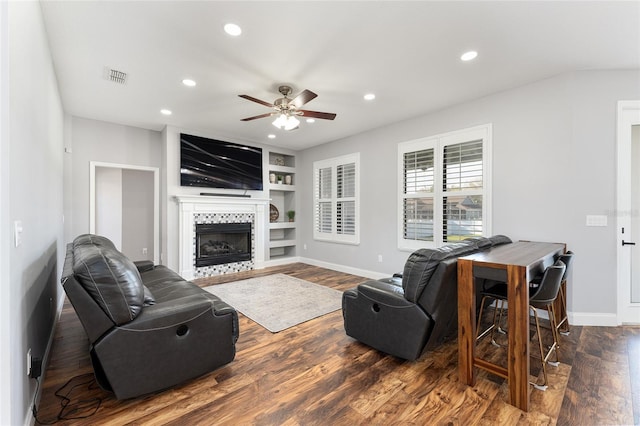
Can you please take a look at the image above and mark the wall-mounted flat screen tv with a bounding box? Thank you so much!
[180,133,263,190]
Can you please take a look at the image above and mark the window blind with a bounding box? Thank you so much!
[404,149,434,194]
[336,163,356,235]
[313,153,360,244]
[403,198,434,241]
[398,125,490,249]
[443,140,483,191]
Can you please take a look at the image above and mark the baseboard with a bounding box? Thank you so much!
[261,256,302,268]
[570,312,618,327]
[24,294,65,426]
[297,257,389,280]
[487,303,619,327]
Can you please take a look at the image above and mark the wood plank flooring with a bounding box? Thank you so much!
[35,263,639,425]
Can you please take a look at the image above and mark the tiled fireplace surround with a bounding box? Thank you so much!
[176,196,269,280]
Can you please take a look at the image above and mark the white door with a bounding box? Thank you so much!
[617,101,640,325]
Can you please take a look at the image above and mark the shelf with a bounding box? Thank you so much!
[269,238,296,248]
[269,183,296,191]
[268,164,295,174]
[269,152,295,168]
[269,222,296,229]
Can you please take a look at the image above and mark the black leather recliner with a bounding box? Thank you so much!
[342,235,511,360]
[61,234,239,399]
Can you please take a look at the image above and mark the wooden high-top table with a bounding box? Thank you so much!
[457,241,566,412]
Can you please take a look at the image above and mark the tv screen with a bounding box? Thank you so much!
[180,133,263,190]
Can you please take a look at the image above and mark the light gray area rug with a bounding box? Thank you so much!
[203,274,343,333]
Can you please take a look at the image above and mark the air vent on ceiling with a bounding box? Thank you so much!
[104,67,128,85]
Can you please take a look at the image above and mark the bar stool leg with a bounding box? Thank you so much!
[531,306,549,391]
[556,280,570,335]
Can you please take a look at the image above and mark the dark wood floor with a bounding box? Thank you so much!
[36,263,639,425]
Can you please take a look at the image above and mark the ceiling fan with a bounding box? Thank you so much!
[239,85,337,131]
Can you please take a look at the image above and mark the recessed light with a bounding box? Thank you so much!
[160,109,172,115]
[364,93,376,101]
[224,23,242,36]
[306,118,315,123]
[461,51,478,61]
[268,134,276,139]
[182,79,196,87]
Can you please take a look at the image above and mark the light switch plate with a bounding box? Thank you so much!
[14,220,23,247]
[586,215,607,227]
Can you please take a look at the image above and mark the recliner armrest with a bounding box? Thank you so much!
[133,260,155,273]
[356,280,413,308]
[118,294,238,338]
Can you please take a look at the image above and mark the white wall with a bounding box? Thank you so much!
[95,167,123,248]
[121,168,155,261]
[68,117,162,241]
[7,2,65,425]
[0,0,10,423]
[299,69,640,322]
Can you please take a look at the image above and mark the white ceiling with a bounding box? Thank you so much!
[40,1,640,150]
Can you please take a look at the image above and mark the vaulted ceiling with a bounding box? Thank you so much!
[40,1,640,150]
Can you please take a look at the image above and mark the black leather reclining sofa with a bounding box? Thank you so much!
[61,234,239,399]
[342,235,511,360]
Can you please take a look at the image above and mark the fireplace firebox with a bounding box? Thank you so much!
[195,223,251,267]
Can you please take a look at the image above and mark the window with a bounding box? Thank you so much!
[398,124,491,250]
[314,153,360,244]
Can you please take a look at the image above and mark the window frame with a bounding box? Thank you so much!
[313,152,360,245]
[397,124,492,251]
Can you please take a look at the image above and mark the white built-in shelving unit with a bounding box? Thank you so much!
[266,151,297,262]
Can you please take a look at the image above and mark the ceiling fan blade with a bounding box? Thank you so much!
[240,112,273,121]
[290,89,318,108]
[238,94,275,108]
[299,110,337,120]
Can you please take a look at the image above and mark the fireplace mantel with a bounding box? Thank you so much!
[175,195,270,279]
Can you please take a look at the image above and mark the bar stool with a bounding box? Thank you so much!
[476,260,566,390]
[529,251,573,335]
[476,280,508,346]
[555,251,574,335]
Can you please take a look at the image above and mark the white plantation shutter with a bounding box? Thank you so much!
[316,167,332,233]
[443,140,483,191]
[442,139,484,241]
[314,154,360,244]
[337,163,356,235]
[399,125,491,250]
[403,198,433,241]
[404,149,434,194]
[318,167,332,198]
[402,147,435,242]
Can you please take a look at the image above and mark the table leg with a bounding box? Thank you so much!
[458,258,476,386]
[507,264,530,412]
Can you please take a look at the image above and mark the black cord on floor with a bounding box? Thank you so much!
[32,373,103,425]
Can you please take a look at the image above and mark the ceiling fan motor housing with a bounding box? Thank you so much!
[278,85,293,96]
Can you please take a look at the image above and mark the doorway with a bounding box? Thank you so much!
[89,162,160,264]
[616,101,640,325]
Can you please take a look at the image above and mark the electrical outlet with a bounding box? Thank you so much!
[142,247,148,255]
[30,358,42,379]
[26,348,31,376]
[378,254,383,262]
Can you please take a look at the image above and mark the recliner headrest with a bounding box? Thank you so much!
[72,238,144,325]
[73,233,117,250]
[402,242,476,303]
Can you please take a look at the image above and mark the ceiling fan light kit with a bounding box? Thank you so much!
[239,85,336,131]
[272,113,300,131]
